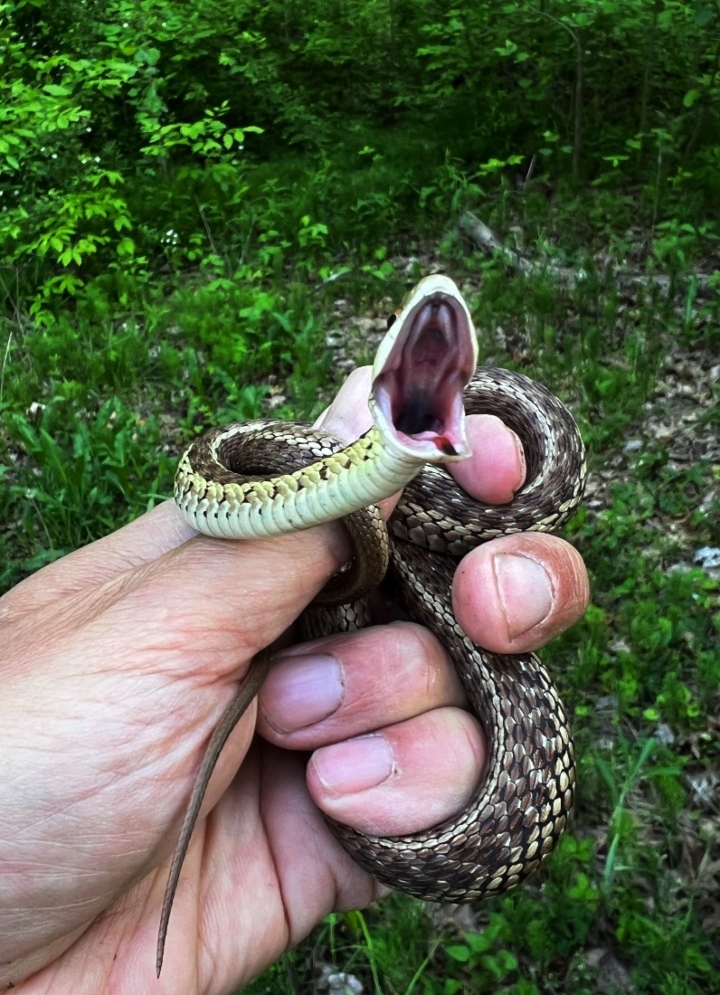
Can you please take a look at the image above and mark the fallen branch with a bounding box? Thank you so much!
[458,211,714,294]
[459,211,586,286]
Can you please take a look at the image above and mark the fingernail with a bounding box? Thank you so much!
[312,734,395,795]
[493,553,554,640]
[262,654,344,733]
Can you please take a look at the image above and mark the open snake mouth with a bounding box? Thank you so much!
[370,277,478,461]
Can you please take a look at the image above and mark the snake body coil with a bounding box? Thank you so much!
[330,366,583,898]
[160,275,586,971]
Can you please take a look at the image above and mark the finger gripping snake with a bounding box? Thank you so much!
[158,275,586,973]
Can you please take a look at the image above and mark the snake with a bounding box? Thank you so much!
[157,274,586,975]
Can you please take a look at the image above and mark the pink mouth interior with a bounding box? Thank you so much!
[373,294,475,457]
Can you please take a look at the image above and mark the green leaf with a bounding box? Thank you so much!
[43,83,72,96]
[445,944,470,963]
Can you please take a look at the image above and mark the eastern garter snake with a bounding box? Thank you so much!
[157,274,587,974]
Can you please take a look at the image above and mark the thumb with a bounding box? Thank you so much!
[113,514,354,682]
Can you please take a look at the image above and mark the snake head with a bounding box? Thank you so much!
[370,274,478,463]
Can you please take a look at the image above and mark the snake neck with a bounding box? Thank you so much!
[325,424,426,499]
[176,424,426,541]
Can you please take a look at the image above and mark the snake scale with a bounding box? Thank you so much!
[158,274,586,974]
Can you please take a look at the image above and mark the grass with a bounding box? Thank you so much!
[1,186,718,994]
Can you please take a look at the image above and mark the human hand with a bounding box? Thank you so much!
[0,368,589,994]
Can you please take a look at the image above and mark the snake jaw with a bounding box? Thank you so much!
[370,274,478,462]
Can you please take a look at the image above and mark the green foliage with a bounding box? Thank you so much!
[6,399,170,541]
[3,0,720,323]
